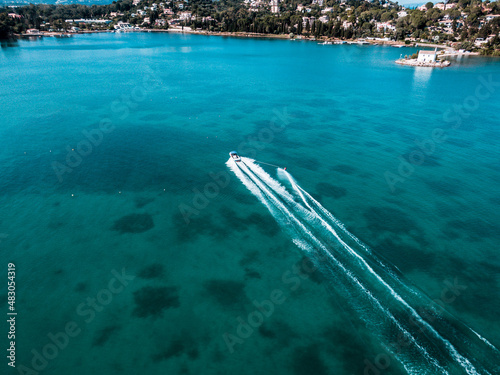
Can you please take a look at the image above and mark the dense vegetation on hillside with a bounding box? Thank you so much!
[1,0,499,54]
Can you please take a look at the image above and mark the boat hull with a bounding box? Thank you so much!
[229,151,241,162]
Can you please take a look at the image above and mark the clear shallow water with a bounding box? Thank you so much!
[1,33,499,375]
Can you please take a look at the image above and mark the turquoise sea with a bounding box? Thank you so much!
[1,33,500,375]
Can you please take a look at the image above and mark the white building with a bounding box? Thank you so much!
[417,50,437,63]
[397,10,407,18]
[271,0,279,13]
[69,19,111,24]
[179,11,192,20]
[434,2,456,10]
[485,15,500,22]
[302,16,316,27]
[319,15,329,23]
[342,20,352,29]
[376,22,396,32]
[474,37,487,46]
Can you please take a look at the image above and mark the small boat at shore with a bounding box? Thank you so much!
[319,41,332,45]
[229,151,241,162]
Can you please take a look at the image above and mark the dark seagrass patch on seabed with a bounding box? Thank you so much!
[138,264,164,279]
[204,279,247,308]
[364,206,421,236]
[246,212,280,237]
[134,196,155,209]
[322,325,381,375]
[133,286,180,318]
[258,321,298,347]
[424,177,463,196]
[443,218,499,242]
[373,238,436,273]
[329,164,357,175]
[92,325,121,347]
[292,344,328,375]
[152,337,200,363]
[172,211,230,242]
[74,282,88,293]
[316,182,347,199]
[112,213,154,234]
[152,339,185,362]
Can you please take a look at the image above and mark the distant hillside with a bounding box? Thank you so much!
[0,0,426,8]
[1,0,112,5]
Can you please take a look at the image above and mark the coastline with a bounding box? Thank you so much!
[146,28,291,39]
[11,28,490,59]
[395,58,451,68]
[147,27,405,45]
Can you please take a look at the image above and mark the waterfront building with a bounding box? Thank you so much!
[417,50,437,63]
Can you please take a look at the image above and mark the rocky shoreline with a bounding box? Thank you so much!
[395,58,451,68]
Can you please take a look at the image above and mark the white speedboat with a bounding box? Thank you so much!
[229,151,241,162]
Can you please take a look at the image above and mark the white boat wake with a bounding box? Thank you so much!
[227,157,500,375]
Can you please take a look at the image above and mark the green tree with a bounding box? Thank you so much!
[0,13,14,38]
